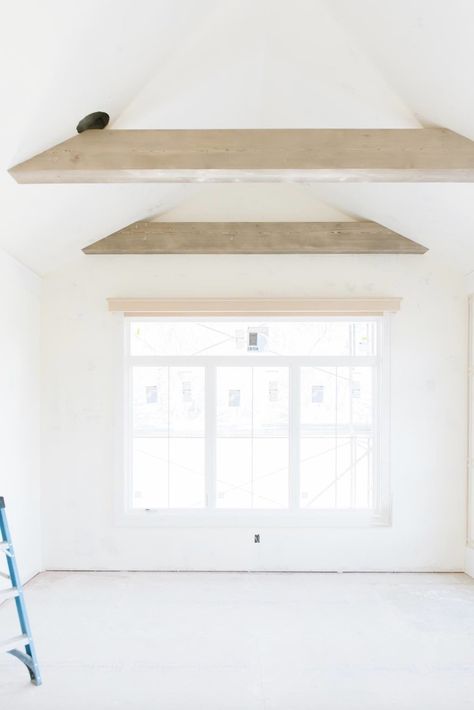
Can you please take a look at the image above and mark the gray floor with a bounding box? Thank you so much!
[1,571,474,709]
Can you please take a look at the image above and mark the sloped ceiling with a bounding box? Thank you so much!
[1,0,474,275]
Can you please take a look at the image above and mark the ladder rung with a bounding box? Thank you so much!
[0,588,19,603]
[0,634,30,654]
[0,541,11,552]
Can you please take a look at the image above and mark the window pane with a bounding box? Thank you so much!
[253,367,289,436]
[216,439,289,509]
[300,367,374,509]
[216,438,252,508]
[300,437,338,509]
[132,438,168,508]
[253,438,288,508]
[354,321,376,356]
[216,367,289,508]
[351,368,373,429]
[355,438,373,508]
[133,367,168,435]
[301,367,373,433]
[217,368,252,437]
[169,367,205,436]
[169,438,205,508]
[130,319,377,357]
[301,367,337,434]
[131,366,205,508]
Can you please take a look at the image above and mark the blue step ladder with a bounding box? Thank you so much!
[0,497,41,685]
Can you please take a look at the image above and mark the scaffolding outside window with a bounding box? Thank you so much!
[124,317,390,521]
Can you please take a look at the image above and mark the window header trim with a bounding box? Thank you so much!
[108,297,401,317]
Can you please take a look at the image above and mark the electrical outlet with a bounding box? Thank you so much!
[254,533,260,543]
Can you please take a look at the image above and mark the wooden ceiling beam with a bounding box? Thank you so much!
[9,128,474,184]
[82,221,427,254]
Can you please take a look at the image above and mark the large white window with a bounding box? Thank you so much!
[124,316,390,522]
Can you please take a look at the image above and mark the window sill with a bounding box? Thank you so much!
[115,508,391,528]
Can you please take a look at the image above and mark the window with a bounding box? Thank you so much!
[124,316,389,521]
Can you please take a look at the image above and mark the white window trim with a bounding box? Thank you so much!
[467,295,474,547]
[115,315,392,528]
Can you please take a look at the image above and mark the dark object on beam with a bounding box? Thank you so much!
[76,112,110,133]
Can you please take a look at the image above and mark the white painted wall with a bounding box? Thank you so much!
[41,252,466,571]
[0,249,41,581]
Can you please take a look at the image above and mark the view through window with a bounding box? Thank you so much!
[126,318,385,513]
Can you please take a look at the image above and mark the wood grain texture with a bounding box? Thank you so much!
[83,221,427,254]
[9,128,474,183]
[107,297,402,316]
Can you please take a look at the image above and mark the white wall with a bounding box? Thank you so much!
[0,249,41,581]
[41,252,467,571]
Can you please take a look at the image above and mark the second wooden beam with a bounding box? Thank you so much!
[82,221,427,255]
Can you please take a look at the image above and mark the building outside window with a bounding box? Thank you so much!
[124,316,390,524]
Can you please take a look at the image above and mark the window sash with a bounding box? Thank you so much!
[123,317,389,521]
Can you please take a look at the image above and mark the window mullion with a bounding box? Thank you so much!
[289,365,300,510]
[125,318,133,512]
[205,365,217,509]
[167,366,170,508]
[375,313,390,514]
[372,363,379,509]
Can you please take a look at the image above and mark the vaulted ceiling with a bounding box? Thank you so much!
[2,0,474,275]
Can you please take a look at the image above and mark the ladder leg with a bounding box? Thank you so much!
[0,501,42,685]
[8,648,41,685]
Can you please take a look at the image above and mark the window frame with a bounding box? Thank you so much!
[118,315,391,528]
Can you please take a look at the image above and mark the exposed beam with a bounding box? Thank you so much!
[82,221,427,254]
[9,128,474,184]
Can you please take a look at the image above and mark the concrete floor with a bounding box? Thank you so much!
[1,572,474,709]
